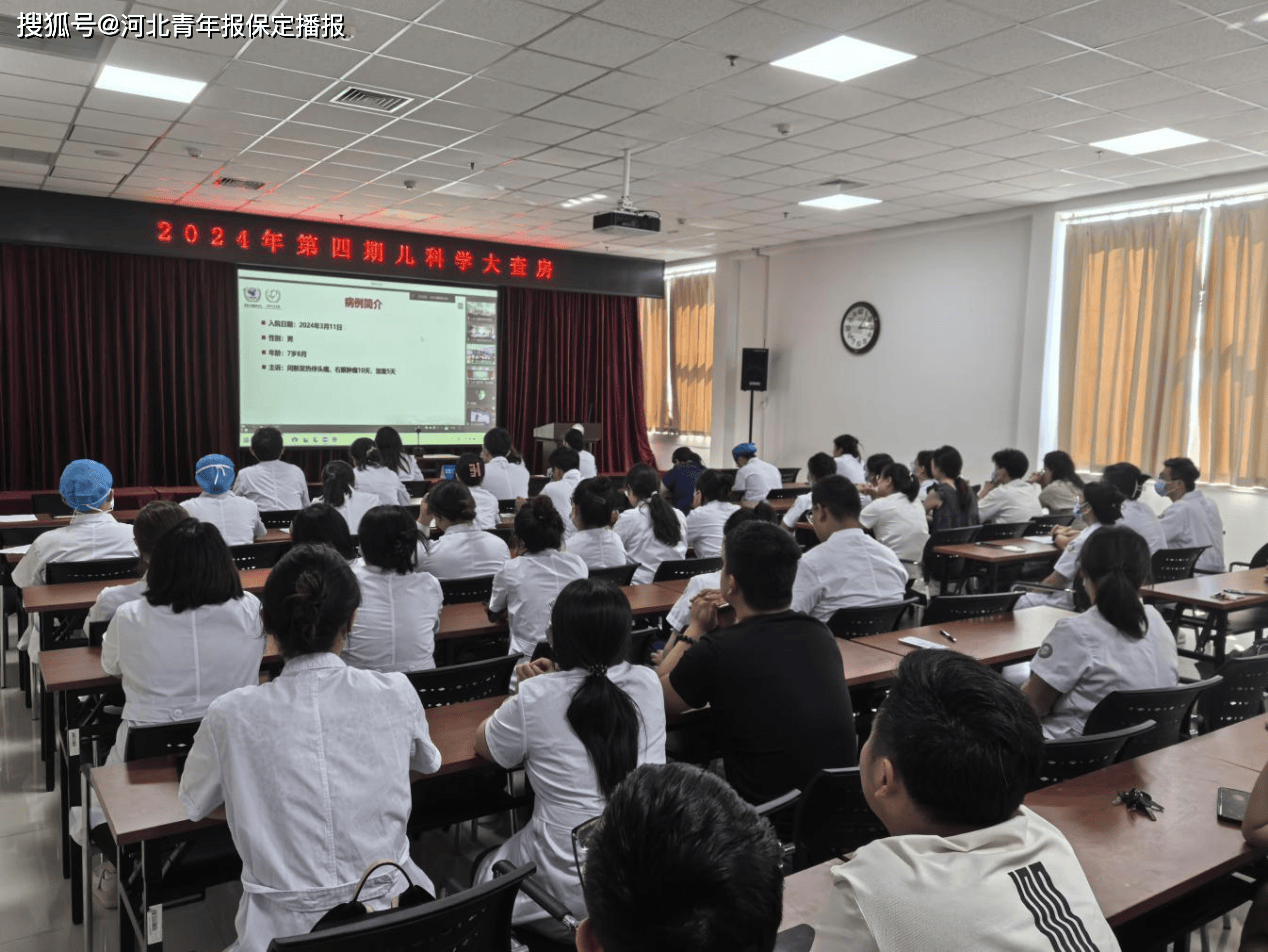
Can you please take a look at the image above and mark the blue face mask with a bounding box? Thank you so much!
[1154,478,1169,496]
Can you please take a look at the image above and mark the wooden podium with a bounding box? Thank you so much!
[532,422,601,467]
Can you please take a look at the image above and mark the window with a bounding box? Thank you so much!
[640,264,715,437]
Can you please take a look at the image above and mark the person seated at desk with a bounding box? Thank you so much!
[567,477,629,570]
[977,447,1044,524]
[349,437,411,507]
[540,446,583,541]
[782,452,837,531]
[817,649,1119,952]
[659,521,856,805]
[661,446,704,515]
[684,469,739,559]
[180,544,442,952]
[913,448,937,501]
[417,480,510,579]
[86,500,189,626]
[456,452,499,529]
[1030,450,1084,516]
[565,427,597,479]
[614,464,688,584]
[1156,456,1225,573]
[1102,462,1166,554]
[922,444,979,532]
[290,503,359,562]
[345,506,442,674]
[791,476,907,624]
[375,425,423,481]
[474,578,666,940]
[489,497,588,663]
[860,463,929,573]
[1016,481,1126,612]
[576,762,784,952]
[856,452,893,504]
[1021,526,1177,740]
[232,426,310,512]
[833,433,867,484]
[182,454,266,546]
[481,426,531,502]
[731,442,782,506]
[314,460,376,536]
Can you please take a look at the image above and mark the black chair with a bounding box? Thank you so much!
[260,509,300,529]
[778,467,801,483]
[1025,514,1076,535]
[497,498,517,514]
[753,788,802,818]
[791,768,889,872]
[1030,720,1157,790]
[267,862,536,952]
[45,557,140,585]
[921,526,981,593]
[587,563,638,587]
[440,574,495,604]
[627,629,655,666]
[1194,654,1268,733]
[123,718,203,761]
[402,480,431,498]
[767,486,810,500]
[1082,676,1223,759]
[826,599,917,641]
[652,557,722,583]
[405,656,516,709]
[922,591,1023,625]
[1150,546,1207,583]
[528,476,549,497]
[87,620,109,647]
[228,541,292,570]
[1220,544,1268,640]
[974,522,1030,541]
[31,492,73,517]
[1229,543,1268,573]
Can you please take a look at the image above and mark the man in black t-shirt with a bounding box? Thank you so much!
[659,520,857,804]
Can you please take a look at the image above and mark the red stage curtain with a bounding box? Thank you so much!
[499,287,655,474]
[0,243,238,489]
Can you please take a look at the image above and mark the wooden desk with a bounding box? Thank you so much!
[1140,568,1268,663]
[836,639,904,687]
[932,538,1060,592]
[852,605,1071,666]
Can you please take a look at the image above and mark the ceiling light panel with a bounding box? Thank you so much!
[94,65,206,104]
[772,35,915,82]
[1090,128,1208,155]
[799,193,883,210]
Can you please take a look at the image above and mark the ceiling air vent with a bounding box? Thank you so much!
[214,177,267,191]
[819,178,866,189]
[331,86,413,114]
[0,146,56,169]
[0,14,106,60]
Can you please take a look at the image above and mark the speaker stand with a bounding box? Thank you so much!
[748,390,755,443]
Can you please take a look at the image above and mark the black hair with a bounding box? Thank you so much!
[349,437,382,472]
[552,579,640,797]
[583,762,784,952]
[483,426,513,458]
[290,503,359,561]
[1081,480,1124,526]
[695,469,735,504]
[575,476,618,530]
[1102,462,1148,501]
[872,650,1042,828]
[833,434,862,461]
[865,453,893,481]
[1079,525,1150,639]
[1163,456,1199,491]
[549,446,580,473]
[132,500,191,559]
[374,426,410,476]
[880,463,918,502]
[915,449,936,479]
[807,452,837,482]
[991,448,1030,481]
[358,505,420,575]
[250,426,284,461]
[1044,450,1084,488]
[722,521,800,611]
[145,520,243,613]
[933,445,974,512]
[427,480,477,524]
[564,429,585,452]
[321,460,356,509]
[263,544,361,660]
[626,463,681,546]
[514,496,565,553]
[672,447,703,466]
[723,503,780,535]
[810,475,863,520]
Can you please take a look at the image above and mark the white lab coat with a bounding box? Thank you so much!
[182,493,267,546]
[316,489,378,536]
[577,450,597,479]
[835,455,867,484]
[418,523,510,579]
[613,504,689,584]
[489,549,589,657]
[666,570,721,633]
[1159,490,1225,573]
[1016,523,1101,612]
[790,528,908,624]
[781,493,814,529]
[352,465,411,507]
[346,562,442,673]
[733,457,783,503]
[180,653,441,952]
[85,575,147,626]
[392,456,425,481]
[540,471,583,540]
[1120,499,1167,554]
[977,480,1044,525]
[685,500,740,558]
[233,460,311,512]
[566,527,629,570]
[859,494,930,564]
[468,485,501,530]
[483,456,531,501]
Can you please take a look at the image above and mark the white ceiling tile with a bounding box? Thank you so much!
[850,161,935,183]
[786,123,895,151]
[67,126,158,150]
[552,169,624,187]
[384,122,474,148]
[623,42,757,86]
[983,97,1105,131]
[51,165,124,184]
[970,130,1071,158]
[1105,20,1260,70]
[217,62,337,102]
[195,86,303,120]
[103,37,231,82]
[851,0,1012,53]
[1121,91,1251,124]
[524,146,611,168]
[528,18,668,67]
[179,108,277,135]
[793,152,888,174]
[0,116,68,140]
[571,73,687,110]
[459,133,549,159]
[720,106,832,137]
[1182,154,1268,176]
[920,77,1047,113]
[913,116,1017,145]
[1220,80,1268,110]
[59,141,145,165]
[1036,113,1153,144]
[587,0,745,37]
[676,127,773,154]
[328,149,411,172]
[705,64,835,105]
[848,135,948,159]
[527,96,635,129]
[744,166,825,185]
[1022,144,1115,169]
[0,74,87,108]
[1166,46,1268,90]
[850,57,983,99]
[439,78,556,115]
[55,153,138,175]
[307,4,412,53]
[958,157,1048,179]
[1030,0,1202,47]
[408,100,510,132]
[693,155,774,177]
[653,89,763,123]
[481,51,608,93]
[604,113,708,141]
[562,130,653,154]
[421,0,570,44]
[1149,141,1258,165]
[380,26,513,72]
[900,170,988,191]
[953,181,1029,198]
[269,122,366,147]
[684,7,837,59]
[1068,74,1201,112]
[691,176,772,195]
[1178,109,1268,141]
[238,37,367,77]
[735,140,829,164]
[907,148,1002,169]
[0,48,98,86]
[779,85,903,121]
[853,101,967,134]
[759,0,924,32]
[1004,52,1144,95]
[931,26,1082,75]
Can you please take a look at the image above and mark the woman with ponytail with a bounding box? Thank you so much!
[475,578,666,938]
[180,544,442,951]
[566,477,628,569]
[345,506,442,673]
[615,463,688,584]
[923,445,980,532]
[1017,480,1125,611]
[349,436,411,506]
[860,462,929,568]
[1022,525,1177,739]
[315,460,377,535]
[418,480,510,579]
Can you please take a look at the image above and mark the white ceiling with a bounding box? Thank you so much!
[3,0,1268,260]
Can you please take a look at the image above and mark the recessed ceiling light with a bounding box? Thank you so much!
[1255,9,1268,21]
[561,193,609,208]
[93,148,120,157]
[772,35,915,83]
[1090,128,1208,155]
[799,193,882,211]
[95,64,206,104]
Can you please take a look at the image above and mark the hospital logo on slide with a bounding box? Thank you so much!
[243,287,261,303]
[266,289,281,303]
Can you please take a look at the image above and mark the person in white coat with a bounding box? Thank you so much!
[489,498,589,660]
[1157,456,1225,573]
[731,443,782,506]
[540,446,584,541]
[1016,482,1126,612]
[565,428,598,479]
[182,454,267,546]
[781,453,837,531]
[475,579,666,940]
[1102,462,1167,554]
[233,427,310,512]
[859,464,930,570]
[290,504,360,562]
[685,470,739,559]
[179,545,442,952]
[976,448,1044,525]
[481,426,531,501]
[457,453,500,530]
[86,500,190,626]
[833,433,867,484]
[614,464,688,585]
[314,461,377,536]
[418,481,510,579]
[1023,526,1178,739]
[349,437,411,506]
[347,506,442,674]
[566,478,629,570]
[375,425,424,481]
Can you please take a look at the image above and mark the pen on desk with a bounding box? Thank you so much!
[939,629,957,643]
[1223,589,1265,597]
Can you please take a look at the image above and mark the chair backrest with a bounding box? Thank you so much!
[652,556,722,583]
[753,788,801,818]
[497,498,516,514]
[921,526,981,581]
[528,475,549,497]
[792,768,888,871]
[405,656,516,708]
[88,620,109,647]
[1082,676,1224,758]
[768,486,810,500]
[439,574,495,605]
[1031,720,1157,790]
[228,541,293,570]
[31,492,73,517]
[123,718,203,762]
[45,557,140,585]
[922,591,1023,626]
[588,563,638,587]
[974,522,1030,541]
[826,599,917,640]
[1247,542,1268,569]
[260,508,300,530]
[402,480,430,498]
[778,467,801,483]
[1025,514,1076,535]
[267,863,535,952]
[1150,546,1208,583]
[1198,655,1268,733]
[0,524,60,547]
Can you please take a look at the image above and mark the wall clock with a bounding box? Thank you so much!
[840,301,880,355]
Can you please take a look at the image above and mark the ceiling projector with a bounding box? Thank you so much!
[592,148,660,236]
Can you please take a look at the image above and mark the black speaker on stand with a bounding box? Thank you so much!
[740,347,768,442]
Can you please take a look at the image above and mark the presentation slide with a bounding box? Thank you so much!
[237,269,497,449]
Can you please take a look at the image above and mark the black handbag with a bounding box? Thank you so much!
[311,860,434,932]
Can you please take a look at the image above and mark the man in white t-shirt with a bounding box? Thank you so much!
[731,442,782,506]
[540,446,583,540]
[565,427,598,479]
[1157,456,1225,573]
[232,426,310,512]
[978,447,1044,525]
[481,426,530,501]
[816,650,1120,952]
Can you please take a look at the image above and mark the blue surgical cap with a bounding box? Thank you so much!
[60,459,113,512]
[195,454,236,495]
[732,442,758,459]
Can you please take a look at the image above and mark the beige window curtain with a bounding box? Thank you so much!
[1057,210,1202,472]
[669,273,715,436]
[1199,201,1268,486]
[639,296,671,431]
